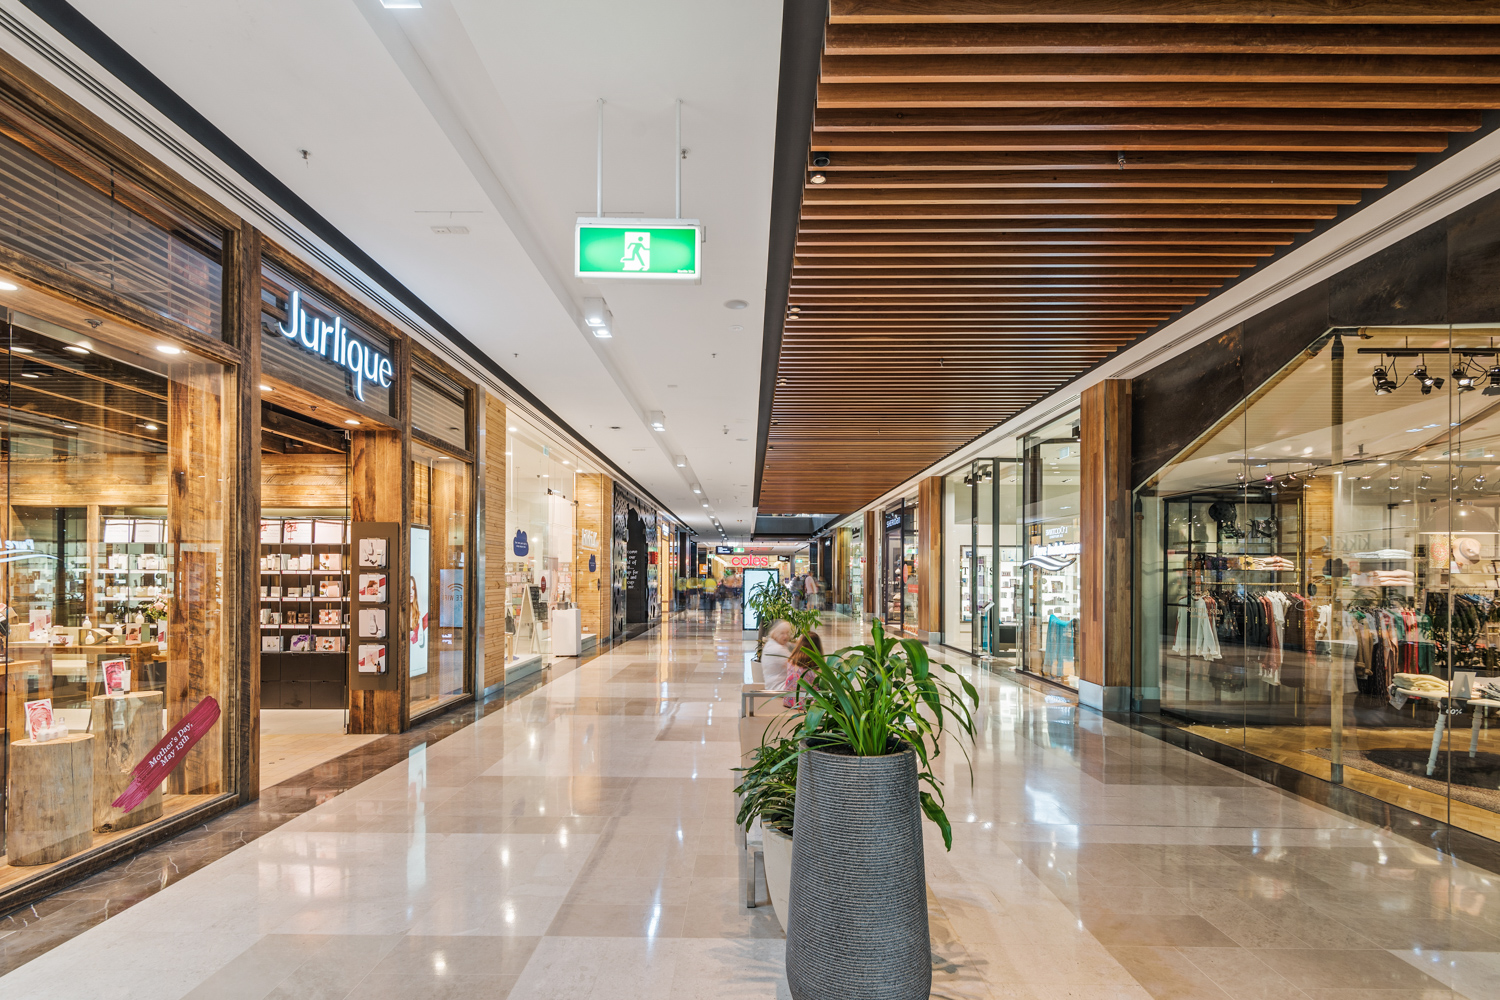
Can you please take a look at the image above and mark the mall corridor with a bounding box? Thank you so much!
[2,612,1497,999]
[8,3,1500,998]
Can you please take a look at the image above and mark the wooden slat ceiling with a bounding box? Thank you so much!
[757,0,1500,514]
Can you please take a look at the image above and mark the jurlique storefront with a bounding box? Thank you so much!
[0,57,490,906]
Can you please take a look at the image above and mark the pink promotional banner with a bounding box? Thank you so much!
[111,696,221,813]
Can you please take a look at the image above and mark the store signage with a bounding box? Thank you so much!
[716,545,734,554]
[574,219,702,280]
[886,512,902,529]
[513,529,529,557]
[1045,526,1068,539]
[276,289,393,402]
[111,696,220,813]
[730,555,771,568]
[580,529,598,551]
[588,554,597,573]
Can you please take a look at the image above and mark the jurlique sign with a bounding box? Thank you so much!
[277,289,393,402]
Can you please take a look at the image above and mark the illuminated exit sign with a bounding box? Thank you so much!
[574,219,701,280]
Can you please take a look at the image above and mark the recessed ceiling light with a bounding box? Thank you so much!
[345,418,360,426]
[724,299,748,310]
[62,423,76,429]
[142,423,159,431]
[260,384,273,392]
[11,346,31,353]
[809,172,827,184]
[379,0,421,7]
[509,426,517,432]
[692,488,701,494]
[156,344,182,355]
[64,345,89,354]
[0,281,17,291]
[20,372,37,378]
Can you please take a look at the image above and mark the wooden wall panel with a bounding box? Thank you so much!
[1079,379,1133,695]
[166,366,226,795]
[260,453,346,507]
[917,475,942,636]
[230,222,261,805]
[483,395,507,691]
[576,473,612,640]
[864,509,879,614]
[349,429,406,734]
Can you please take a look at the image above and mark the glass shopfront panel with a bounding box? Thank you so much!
[505,417,580,661]
[1022,414,1082,687]
[1137,324,1500,844]
[408,441,470,718]
[1,276,234,884]
[944,459,1023,658]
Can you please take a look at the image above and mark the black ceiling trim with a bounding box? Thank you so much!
[753,0,826,509]
[17,0,685,524]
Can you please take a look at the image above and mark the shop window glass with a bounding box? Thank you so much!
[0,130,223,338]
[408,442,470,717]
[1138,324,1500,846]
[1,275,232,881]
[944,459,1024,659]
[1022,414,1082,687]
[847,527,864,615]
[505,422,577,661]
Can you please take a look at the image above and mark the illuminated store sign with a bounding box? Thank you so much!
[277,289,393,402]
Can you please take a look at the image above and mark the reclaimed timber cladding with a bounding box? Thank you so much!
[760,0,1500,514]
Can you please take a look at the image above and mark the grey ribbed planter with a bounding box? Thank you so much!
[785,743,930,1000]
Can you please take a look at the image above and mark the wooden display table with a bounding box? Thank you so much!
[90,691,164,831]
[5,733,94,866]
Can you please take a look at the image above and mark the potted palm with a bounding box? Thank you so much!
[783,618,978,1000]
[733,733,798,925]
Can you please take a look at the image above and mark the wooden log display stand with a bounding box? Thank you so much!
[91,691,165,832]
[5,734,94,866]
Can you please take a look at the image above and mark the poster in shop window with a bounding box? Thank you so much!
[409,525,430,678]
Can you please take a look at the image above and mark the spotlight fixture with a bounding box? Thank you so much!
[648,411,666,432]
[1489,364,1500,387]
[809,172,827,184]
[1413,365,1444,395]
[582,297,612,339]
[812,153,831,167]
[673,455,686,468]
[1372,366,1397,395]
[1454,365,1477,391]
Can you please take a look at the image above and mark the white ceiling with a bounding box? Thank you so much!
[57,0,783,543]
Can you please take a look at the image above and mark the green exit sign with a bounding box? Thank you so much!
[575,219,702,281]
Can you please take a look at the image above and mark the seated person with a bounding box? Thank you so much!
[760,620,795,691]
[783,630,824,707]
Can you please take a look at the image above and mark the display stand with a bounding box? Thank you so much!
[90,691,164,831]
[552,607,582,656]
[6,733,94,865]
[349,522,399,692]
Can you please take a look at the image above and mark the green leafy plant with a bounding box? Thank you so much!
[733,733,800,836]
[790,617,978,850]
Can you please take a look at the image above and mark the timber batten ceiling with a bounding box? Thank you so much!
[757,1,1500,514]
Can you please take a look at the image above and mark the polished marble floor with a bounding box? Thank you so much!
[3,611,1499,998]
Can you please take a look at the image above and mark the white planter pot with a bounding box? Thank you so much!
[763,824,793,930]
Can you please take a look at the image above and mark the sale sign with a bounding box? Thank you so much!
[111,696,221,813]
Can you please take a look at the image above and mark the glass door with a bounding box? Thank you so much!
[884,505,904,629]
